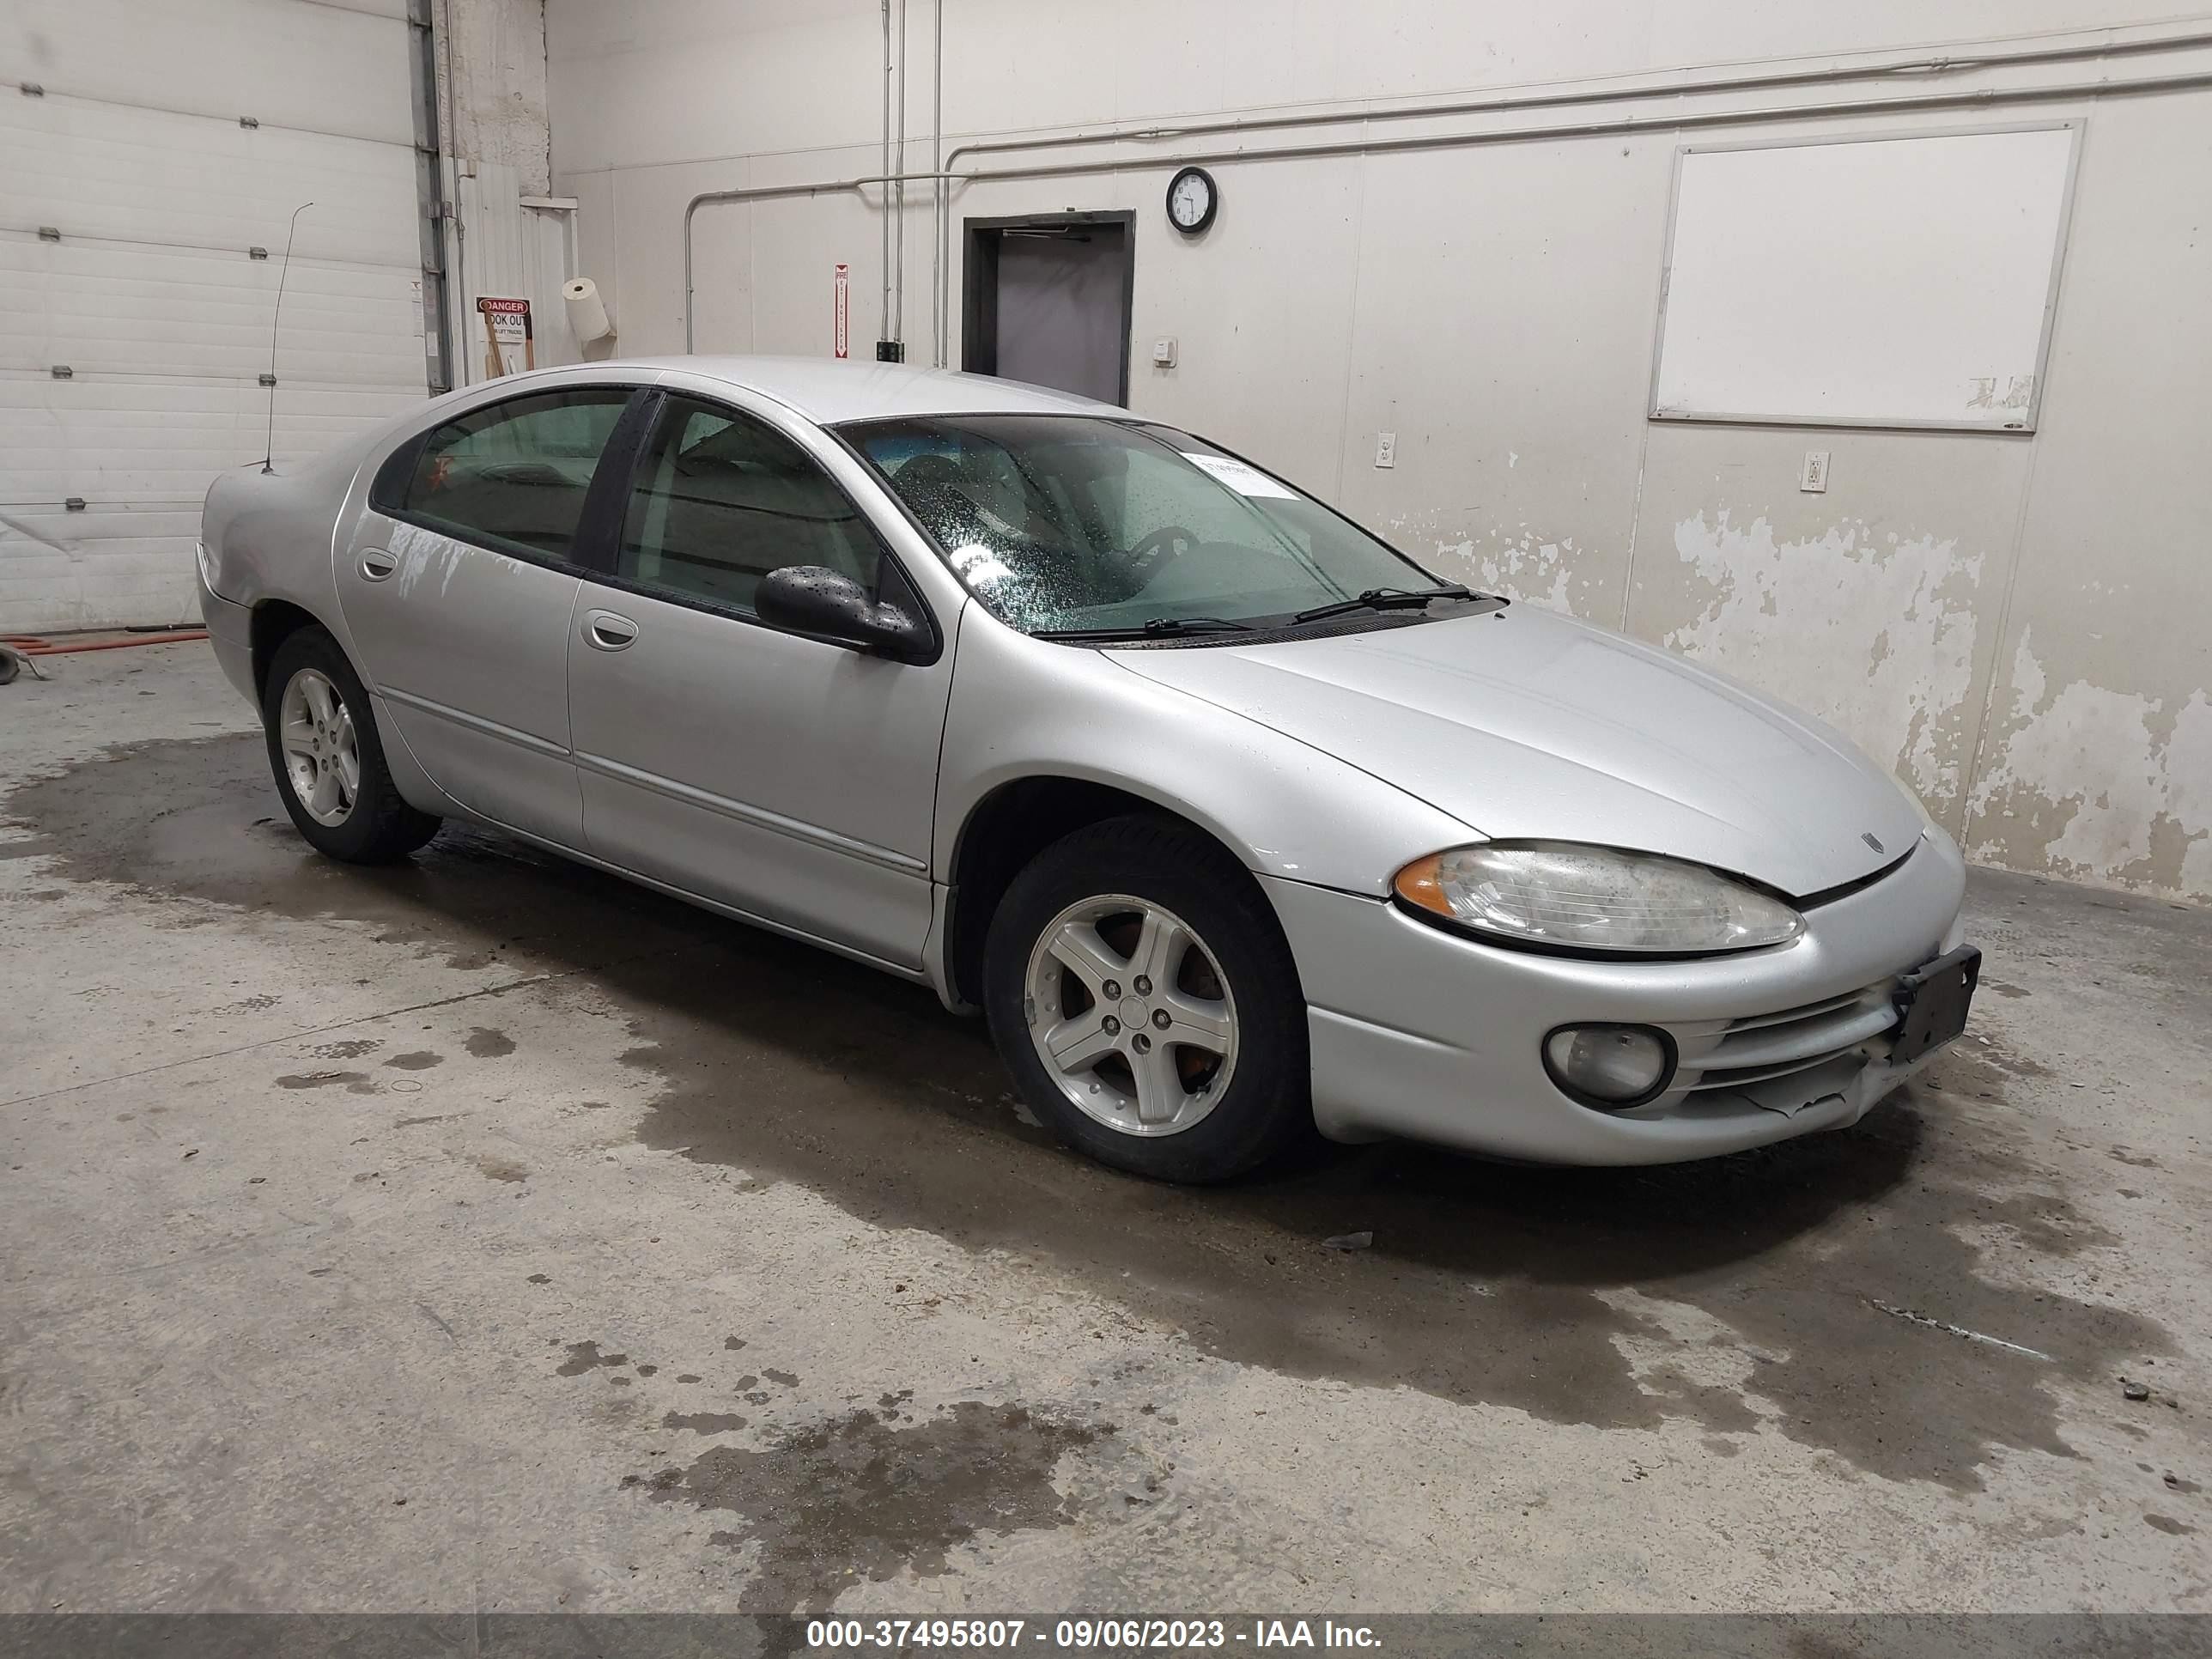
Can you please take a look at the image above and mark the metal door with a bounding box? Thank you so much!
[563,390,953,969]
[338,514,586,846]
[962,214,1134,405]
[336,384,637,847]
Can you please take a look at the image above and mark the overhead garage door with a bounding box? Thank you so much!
[2,0,434,632]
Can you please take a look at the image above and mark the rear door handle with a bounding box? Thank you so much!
[585,609,638,652]
[359,548,398,582]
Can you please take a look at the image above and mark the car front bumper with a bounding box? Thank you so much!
[1264,830,1971,1164]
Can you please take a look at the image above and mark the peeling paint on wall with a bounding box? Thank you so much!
[1663,511,1984,823]
[1425,529,1589,615]
[1967,629,2212,897]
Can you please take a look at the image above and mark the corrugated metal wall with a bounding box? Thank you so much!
[452,161,579,381]
[1,0,434,632]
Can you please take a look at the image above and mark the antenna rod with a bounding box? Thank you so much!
[262,201,313,475]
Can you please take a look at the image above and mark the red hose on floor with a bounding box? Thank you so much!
[1,630,207,655]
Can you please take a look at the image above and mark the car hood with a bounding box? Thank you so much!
[1109,605,1925,898]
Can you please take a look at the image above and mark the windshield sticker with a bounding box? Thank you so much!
[1181,453,1297,500]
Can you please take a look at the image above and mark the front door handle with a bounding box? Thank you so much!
[584,609,639,652]
[359,548,398,582]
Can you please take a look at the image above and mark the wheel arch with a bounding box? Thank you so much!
[250,599,332,702]
[942,773,1290,1012]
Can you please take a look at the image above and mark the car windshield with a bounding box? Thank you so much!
[842,416,1447,636]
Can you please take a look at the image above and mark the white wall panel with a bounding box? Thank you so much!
[0,238,427,387]
[5,0,411,144]
[0,0,431,631]
[0,99,419,270]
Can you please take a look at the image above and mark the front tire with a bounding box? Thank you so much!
[262,625,440,863]
[983,815,1311,1182]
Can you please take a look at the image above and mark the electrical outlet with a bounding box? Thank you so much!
[1375,431,1397,469]
[1151,337,1177,368]
[1800,450,1830,492]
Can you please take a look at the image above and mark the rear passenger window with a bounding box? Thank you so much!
[404,388,631,561]
[617,395,884,613]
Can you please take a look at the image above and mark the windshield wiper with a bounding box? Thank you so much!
[1143,616,1254,635]
[1291,585,1473,625]
[1036,617,1255,641]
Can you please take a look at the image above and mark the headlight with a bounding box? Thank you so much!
[1392,842,1803,956]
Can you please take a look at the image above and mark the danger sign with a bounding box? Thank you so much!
[475,296,533,375]
[477,295,531,343]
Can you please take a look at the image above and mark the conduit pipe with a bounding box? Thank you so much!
[931,0,943,359]
[439,0,471,386]
[684,59,2212,354]
[879,0,894,345]
[892,0,909,347]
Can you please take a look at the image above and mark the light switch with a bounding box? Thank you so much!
[1800,450,1830,492]
[1375,431,1397,469]
[1151,337,1177,368]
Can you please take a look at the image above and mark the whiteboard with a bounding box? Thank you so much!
[1650,125,2079,431]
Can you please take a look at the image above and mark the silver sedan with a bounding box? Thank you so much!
[197,356,1979,1182]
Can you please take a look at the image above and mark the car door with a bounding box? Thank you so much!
[338,383,641,848]
[564,388,955,972]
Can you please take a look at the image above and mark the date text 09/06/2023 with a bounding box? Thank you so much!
[805,1619,1383,1650]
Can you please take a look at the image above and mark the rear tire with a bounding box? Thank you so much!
[983,814,1312,1182]
[261,625,441,864]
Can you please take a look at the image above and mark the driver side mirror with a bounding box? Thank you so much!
[755,565,934,664]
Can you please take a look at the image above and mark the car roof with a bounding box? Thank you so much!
[608,355,1126,426]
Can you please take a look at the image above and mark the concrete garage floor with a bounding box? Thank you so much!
[1,642,2206,1616]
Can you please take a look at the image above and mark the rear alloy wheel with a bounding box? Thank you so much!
[261,625,441,863]
[277,667,359,827]
[985,815,1311,1182]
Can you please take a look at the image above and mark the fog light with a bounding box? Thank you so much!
[1543,1024,1674,1109]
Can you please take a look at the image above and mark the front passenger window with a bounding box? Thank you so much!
[618,396,884,612]
[404,387,631,562]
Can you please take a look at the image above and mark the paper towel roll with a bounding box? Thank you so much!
[562,276,611,343]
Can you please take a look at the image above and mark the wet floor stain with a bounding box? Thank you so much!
[629,1402,1106,1612]
[6,733,2190,1492]
[474,1154,529,1183]
[275,1071,369,1092]
[385,1051,444,1071]
[465,1027,516,1059]
[555,1340,629,1376]
[663,1410,749,1434]
[607,957,2168,1490]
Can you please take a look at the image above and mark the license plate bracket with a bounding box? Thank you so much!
[1891,945,1981,1066]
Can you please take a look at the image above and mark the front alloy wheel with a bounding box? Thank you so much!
[1024,895,1238,1136]
[278,667,360,826]
[983,814,1312,1183]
